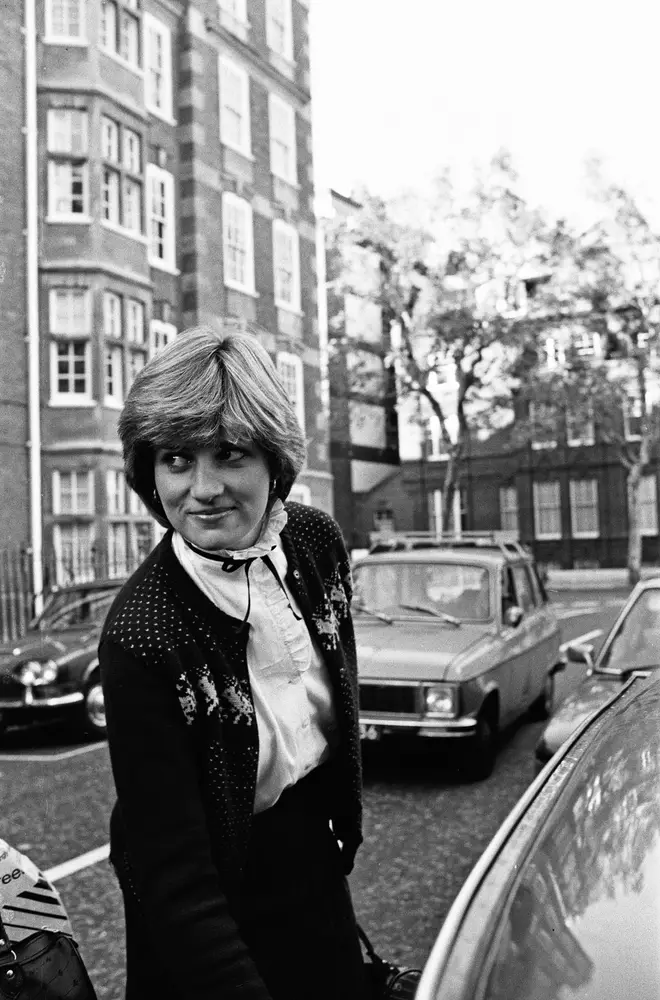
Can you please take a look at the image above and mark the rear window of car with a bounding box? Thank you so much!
[353,561,492,621]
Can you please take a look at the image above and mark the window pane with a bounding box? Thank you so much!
[123,129,141,173]
[100,0,117,49]
[103,292,122,338]
[119,11,139,64]
[123,178,142,232]
[101,117,119,162]
[102,168,120,223]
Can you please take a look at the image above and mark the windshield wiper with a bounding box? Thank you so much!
[397,603,461,626]
[353,602,393,625]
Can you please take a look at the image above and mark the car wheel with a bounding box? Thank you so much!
[530,673,555,721]
[79,672,107,739]
[463,710,497,782]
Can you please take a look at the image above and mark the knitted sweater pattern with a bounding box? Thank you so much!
[100,502,363,882]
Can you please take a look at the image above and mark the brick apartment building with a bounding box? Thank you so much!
[325,190,399,550]
[2,0,329,585]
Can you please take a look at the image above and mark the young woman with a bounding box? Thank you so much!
[100,327,365,1000]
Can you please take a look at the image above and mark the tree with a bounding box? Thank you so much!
[329,151,550,532]
[515,171,660,583]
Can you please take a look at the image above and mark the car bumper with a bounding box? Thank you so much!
[0,690,84,710]
[360,715,477,740]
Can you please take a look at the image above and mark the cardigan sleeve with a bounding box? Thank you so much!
[100,638,273,1000]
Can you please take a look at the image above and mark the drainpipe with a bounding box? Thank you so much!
[24,0,44,614]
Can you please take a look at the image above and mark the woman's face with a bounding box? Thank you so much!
[153,440,272,552]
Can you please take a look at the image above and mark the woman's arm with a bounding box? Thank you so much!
[100,639,272,1000]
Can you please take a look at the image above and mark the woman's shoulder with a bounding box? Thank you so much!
[284,500,344,544]
[100,534,182,651]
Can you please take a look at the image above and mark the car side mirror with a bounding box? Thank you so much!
[565,642,594,668]
[504,605,524,628]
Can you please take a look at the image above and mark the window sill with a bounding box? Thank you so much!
[275,300,303,316]
[567,440,595,448]
[45,216,93,225]
[224,282,258,297]
[101,219,149,244]
[531,442,557,451]
[104,400,124,410]
[149,258,180,276]
[222,142,255,162]
[272,172,299,190]
[42,35,88,46]
[146,106,178,127]
[571,533,600,540]
[48,399,96,408]
[98,45,144,77]
[535,534,562,541]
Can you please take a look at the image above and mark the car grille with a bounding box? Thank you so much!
[359,684,419,715]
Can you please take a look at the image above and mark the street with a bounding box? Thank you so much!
[0,590,627,998]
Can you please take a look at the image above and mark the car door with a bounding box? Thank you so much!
[508,563,546,712]
[497,565,532,724]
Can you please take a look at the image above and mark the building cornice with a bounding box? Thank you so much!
[40,260,153,289]
[42,440,122,454]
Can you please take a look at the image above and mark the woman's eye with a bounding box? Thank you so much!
[217,445,245,463]
[161,452,191,470]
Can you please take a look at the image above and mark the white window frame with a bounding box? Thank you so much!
[52,470,95,515]
[569,479,600,539]
[126,299,145,344]
[50,340,93,404]
[146,164,176,271]
[50,288,91,336]
[106,469,127,515]
[623,396,643,442]
[52,523,96,585]
[218,0,247,21]
[150,319,177,356]
[277,352,305,432]
[640,475,659,537]
[222,192,255,294]
[268,93,297,184]
[129,491,148,516]
[127,349,147,388]
[47,109,90,222]
[48,109,88,156]
[103,292,122,339]
[144,14,173,121]
[499,486,519,534]
[218,56,252,157]
[533,481,562,541]
[272,219,300,311]
[104,344,124,407]
[45,0,87,44]
[566,404,595,447]
[108,522,130,579]
[266,0,293,61]
[529,401,557,451]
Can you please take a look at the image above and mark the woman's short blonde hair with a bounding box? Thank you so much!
[119,326,307,526]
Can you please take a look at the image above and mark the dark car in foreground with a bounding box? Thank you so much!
[416,671,660,1000]
[535,575,660,770]
[353,532,562,779]
[0,580,121,740]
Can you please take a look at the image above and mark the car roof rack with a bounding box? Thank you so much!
[367,531,529,560]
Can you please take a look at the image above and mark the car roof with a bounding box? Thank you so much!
[415,672,660,1000]
[48,578,122,595]
[355,549,522,568]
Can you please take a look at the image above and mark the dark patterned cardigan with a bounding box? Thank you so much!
[99,502,362,1000]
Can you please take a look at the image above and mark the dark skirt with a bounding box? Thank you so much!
[118,765,366,1000]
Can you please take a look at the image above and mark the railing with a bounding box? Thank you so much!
[0,546,146,643]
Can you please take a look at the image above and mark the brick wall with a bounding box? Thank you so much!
[0,1,29,548]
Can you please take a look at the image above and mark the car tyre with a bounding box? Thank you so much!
[79,671,107,739]
[529,673,555,721]
[464,710,497,782]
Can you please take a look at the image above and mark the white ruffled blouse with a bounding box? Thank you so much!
[172,501,338,813]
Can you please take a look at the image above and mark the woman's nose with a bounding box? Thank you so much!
[190,458,225,500]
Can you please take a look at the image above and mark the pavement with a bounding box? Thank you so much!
[547,566,660,591]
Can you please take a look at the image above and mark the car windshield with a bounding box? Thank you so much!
[38,594,116,632]
[598,589,660,672]
[352,562,491,622]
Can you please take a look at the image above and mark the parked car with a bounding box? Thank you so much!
[353,533,562,779]
[0,579,122,740]
[535,576,660,771]
[415,671,660,1000]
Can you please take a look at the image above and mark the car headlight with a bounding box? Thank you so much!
[15,660,59,686]
[424,684,458,717]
